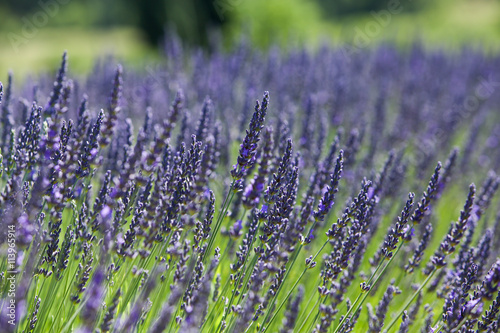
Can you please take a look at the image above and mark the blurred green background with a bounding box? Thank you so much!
[1,0,500,78]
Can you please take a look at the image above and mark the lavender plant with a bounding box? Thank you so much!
[1,39,500,333]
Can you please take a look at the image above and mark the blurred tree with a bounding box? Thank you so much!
[125,0,167,45]
[122,0,223,46]
[2,0,224,47]
[3,0,38,15]
[163,0,223,46]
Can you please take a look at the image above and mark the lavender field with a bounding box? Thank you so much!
[1,39,500,333]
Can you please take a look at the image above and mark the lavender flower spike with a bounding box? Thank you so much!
[100,64,123,147]
[44,51,67,116]
[431,183,475,268]
[231,91,269,190]
[314,149,344,222]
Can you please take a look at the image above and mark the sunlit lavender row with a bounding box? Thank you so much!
[1,38,500,333]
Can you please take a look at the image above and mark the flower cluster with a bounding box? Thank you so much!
[1,38,500,333]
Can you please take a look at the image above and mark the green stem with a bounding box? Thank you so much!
[296,279,321,325]
[200,277,231,331]
[143,268,173,330]
[201,208,248,331]
[38,276,58,332]
[203,185,235,265]
[297,297,320,332]
[260,269,306,333]
[257,218,324,332]
[335,257,387,330]
[48,272,78,332]
[60,293,89,333]
[244,321,254,333]
[234,244,261,306]
[307,311,321,332]
[216,235,254,332]
[260,240,329,333]
[383,268,437,332]
[434,322,444,333]
[333,240,405,333]
[433,310,444,327]
[259,242,306,328]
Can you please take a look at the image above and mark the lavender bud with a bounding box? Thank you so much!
[243,126,274,209]
[264,138,292,205]
[231,92,269,188]
[100,65,122,147]
[431,184,475,269]
[195,96,213,142]
[405,222,433,273]
[44,51,67,116]
[410,162,442,228]
[315,150,344,222]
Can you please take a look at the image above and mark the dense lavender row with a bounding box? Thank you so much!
[0,39,500,333]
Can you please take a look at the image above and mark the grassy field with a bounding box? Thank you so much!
[0,27,156,80]
[225,0,500,49]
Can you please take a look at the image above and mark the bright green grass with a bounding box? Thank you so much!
[225,0,500,52]
[0,27,157,80]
